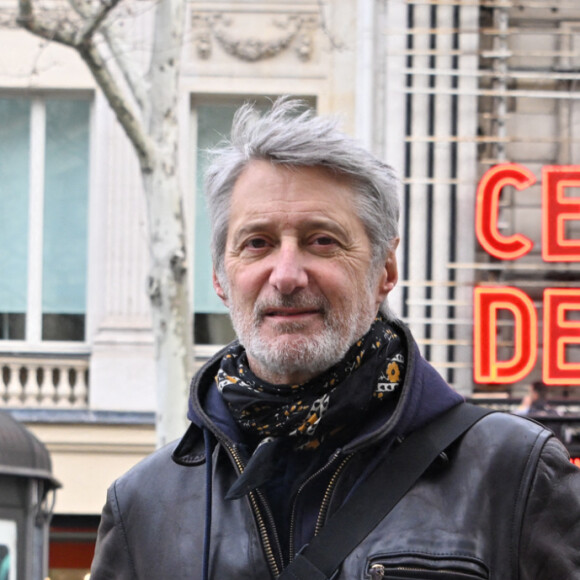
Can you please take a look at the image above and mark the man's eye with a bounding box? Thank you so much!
[312,236,336,246]
[245,238,269,249]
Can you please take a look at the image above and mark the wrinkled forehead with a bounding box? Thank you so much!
[228,160,360,208]
[227,161,363,227]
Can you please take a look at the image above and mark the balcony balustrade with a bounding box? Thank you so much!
[0,355,89,409]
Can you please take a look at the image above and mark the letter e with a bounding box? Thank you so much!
[542,166,580,261]
[543,289,580,385]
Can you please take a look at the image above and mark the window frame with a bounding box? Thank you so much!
[0,90,94,354]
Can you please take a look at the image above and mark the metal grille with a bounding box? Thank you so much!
[398,0,580,396]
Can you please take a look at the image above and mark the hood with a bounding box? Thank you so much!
[176,320,464,463]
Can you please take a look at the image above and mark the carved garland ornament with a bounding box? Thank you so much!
[191,13,317,62]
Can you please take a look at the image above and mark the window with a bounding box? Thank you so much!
[192,102,238,345]
[0,96,90,343]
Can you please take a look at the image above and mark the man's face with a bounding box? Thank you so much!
[213,160,397,385]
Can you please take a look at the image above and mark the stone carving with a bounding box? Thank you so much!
[191,12,318,62]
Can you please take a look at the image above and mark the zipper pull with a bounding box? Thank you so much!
[369,563,385,579]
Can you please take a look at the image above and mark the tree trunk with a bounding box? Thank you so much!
[142,0,192,447]
[143,162,192,447]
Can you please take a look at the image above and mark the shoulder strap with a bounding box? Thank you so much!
[279,403,494,580]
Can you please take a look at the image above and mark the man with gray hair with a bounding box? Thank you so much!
[91,99,580,579]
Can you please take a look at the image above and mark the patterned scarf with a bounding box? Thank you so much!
[217,313,405,452]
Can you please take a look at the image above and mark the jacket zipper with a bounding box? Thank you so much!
[369,564,386,580]
[314,453,353,535]
[226,443,283,578]
[288,451,354,560]
[369,563,486,579]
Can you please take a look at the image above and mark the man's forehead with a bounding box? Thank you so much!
[226,162,366,243]
[230,165,354,205]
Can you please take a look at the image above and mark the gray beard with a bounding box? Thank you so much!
[228,292,377,383]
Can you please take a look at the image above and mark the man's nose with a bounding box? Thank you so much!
[268,243,308,295]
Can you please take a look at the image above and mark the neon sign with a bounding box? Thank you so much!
[475,164,535,260]
[474,163,580,385]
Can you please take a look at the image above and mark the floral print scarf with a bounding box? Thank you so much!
[217,313,405,453]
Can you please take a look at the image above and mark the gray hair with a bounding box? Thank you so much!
[204,98,400,285]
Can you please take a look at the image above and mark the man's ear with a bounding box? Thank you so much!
[375,240,399,305]
[213,270,229,306]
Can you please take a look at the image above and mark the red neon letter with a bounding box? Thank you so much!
[476,164,535,260]
[474,287,537,383]
[542,166,580,262]
[543,289,580,385]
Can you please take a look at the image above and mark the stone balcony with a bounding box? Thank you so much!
[0,354,89,409]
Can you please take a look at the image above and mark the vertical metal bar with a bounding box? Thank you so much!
[447,3,461,385]
[491,5,511,367]
[492,6,509,162]
[424,3,437,360]
[403,3,415,319]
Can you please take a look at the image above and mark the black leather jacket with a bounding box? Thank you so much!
[90,325,580,579]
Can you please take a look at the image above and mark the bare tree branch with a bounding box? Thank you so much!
[65,0,149,112]
[68,0,91,19]
[17,0,78,46]
[16,0,154,170]
[76,0,121,45]
[78,36,155,170]
[102,24,149,112]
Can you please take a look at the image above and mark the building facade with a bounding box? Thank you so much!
[1,0,580,577]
